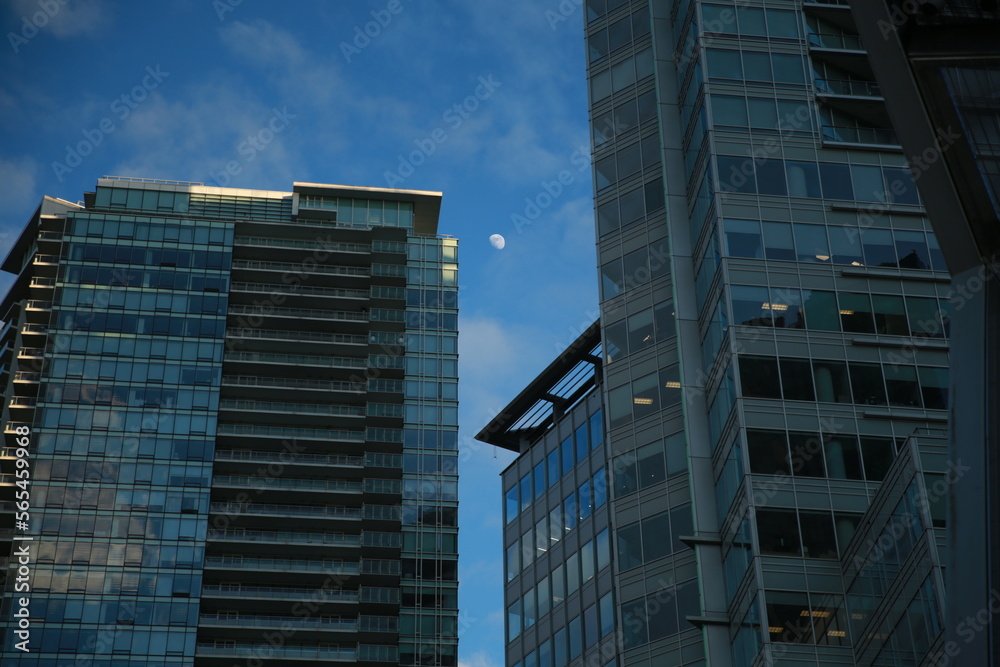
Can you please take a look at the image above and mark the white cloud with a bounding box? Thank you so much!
[0,156,39,217]
[459,650,503,667]
[10,0,110,39]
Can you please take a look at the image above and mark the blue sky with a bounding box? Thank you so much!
[0,1,598,663]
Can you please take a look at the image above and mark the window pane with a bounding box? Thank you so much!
[766,591,812,642]
[590,410,603,449]
[600,592,615,636]
[581,540,595,582]
[813,360,852,403]
[885,364,922,407]
[757,160,787,195]
[552,564,565,607]
[769,286,805,328]
[605,318,628,363]
[849,362,887,405]
[725,219,763,258]
[641,512,671,562]
[547,449,560,487]
[872,295,909,335]
[839,292,875,333]
[779,358,815,401]
[786,160,822,198]
[803,290,840,331]
[576,423,589,462]
[772,53,804,83]
[665,431,687,476]
[852,164,885,202]
[505,486,518,523]
[819,162,854,200]
[613,451,637,497]
[506,542,520,581]
[757,509,801,556]
[718,156,756,193]
[534,461,546,499]
[883,166,920,205]
[744,51,772,82]
[918,366,949,409]
[707,48,742,79]
[906,296,945,339]
[561,435,574,473]
[793,224,830,262]
[632,372,660,419]
[894,230,931,269]
[596,529,610,570]
[789,431,826,477]
[860,437,895,481]
[732,285,772,326]
[739,356,782,399]
[593,469,607,508]
[861,228,897,267]
[622,246,649,288]
[799,511,838,559]
[579,481,592,520]
[747,429,790,475]
[823,435,864,480]
[618,522,643,569]
[636,441,666,489]
[566,552,580,596]
[627,309,655,353]
[660,364,681,407]
[829,226,864,265]
[762,222,795,261]
[671,504,694,551]
[714,94,748,126]
[748,98,777,129]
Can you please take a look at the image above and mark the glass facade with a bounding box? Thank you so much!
[0,178,457,666]
[483,2,951,667]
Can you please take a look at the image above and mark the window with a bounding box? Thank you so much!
[506,543,519,581]
[812,360,852,403]
[600,592,615,636]
[641,513,671,562]
[636,441,666,489]
[885,364,922,407]
[819,162,853,200]
[849,362,887,405]
[873,295,909,335]
[739,356,782,399]
[547,449,560,487]
[788,432,826,477]
[823,435,864,480]
[575,423,589,462]
[793,224,830,263]
[717,156,756,193]
[839,293,875,333]
[520,473,532,512]
[593,469,607,508]
[618,523,643,569]
[725,219,763,258]
[757,159,787,196]
[589,410,603,450]
[731,285,772,326]
[561,436,574,475]
[762,222,795,261]
[507,599,522,641]
[803,290,840,331]
[533,461,546,499]
[785,161,822,197]
[627,309,655,353]
[799,511,838,559]
[918,366,948,409]
[505,487,518,524]
[605,318,628,362]
[861,228,897,267]
[596,529,610,570]
[748,429,790,475]
[566,552,580,596]
[779,358,815,401]
[829,226,864,265]
[860,437,895,481]
[757,509,801,556]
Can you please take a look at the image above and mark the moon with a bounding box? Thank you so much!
[489,233,506,250]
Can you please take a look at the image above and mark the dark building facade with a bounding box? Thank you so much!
[0,177,459,666]
[845,2,1000,663]
[480,1,954,665]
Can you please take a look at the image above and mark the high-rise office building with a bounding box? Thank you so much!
[478,1,953,665]
[844,2,1000,663]
[0,177,459,666]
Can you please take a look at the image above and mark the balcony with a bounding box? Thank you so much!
[229,281,368,300]
[195,642,356,661]
[211,475,363,495]
[228,304,368,324]
[215,423,365,444]
[220,375,363,395]
[814,78,891,127]
[199,613,358,632]
[226,327,366,347]
[204,555,360,575]
[13,372,40,384]
[223,351,366,370]
[219,399,364,419]
[822,124,899,148]
[206,529,361,548]
[200,584,359,603]
[17,347,44,360]
[234,236,370,254]
[214,449,363,469]
[209,501,362,522]
[231,259,368,278]
[7,397,37,409]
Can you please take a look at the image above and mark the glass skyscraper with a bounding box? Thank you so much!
[479,2,953,666]
[0,177,459,666]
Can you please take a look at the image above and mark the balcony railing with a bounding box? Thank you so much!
[224,351,366,369]
[226,328,366,345]
[234,236,369,254]
[214,449,362,467]
[211,475,363,493]
[808,31,864,51]
[221,375,362,392]
[210,501,361,521]
[228,304,367,322]
[229,282,368,299]
[215,424,365,442]
[814,77,882,97]
[32,255,59,265]
[822,124,899,146]
[7,397,37,408]
[195,643,356,661]
[200,584,358,602]
[207,529,361,547]
[17,347,44,358]
[204,555,360,574]
[199,613,358,631]
[25,300,52,310]
[13,372,40,382]
[231,259,368,277]
[219,399,364,417]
